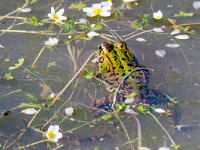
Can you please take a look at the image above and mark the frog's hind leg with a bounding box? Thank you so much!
[141,88,181,127]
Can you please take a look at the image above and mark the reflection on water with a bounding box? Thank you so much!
[0,0,200,149]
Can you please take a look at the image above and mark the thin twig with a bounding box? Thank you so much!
[148,112,176,145]
[31,46,46,68]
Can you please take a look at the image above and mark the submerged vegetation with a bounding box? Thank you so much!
[0,0,200,149]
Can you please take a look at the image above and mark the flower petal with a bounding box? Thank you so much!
[56,132,63,139]
[175,35,189,40]
[56,8,64,16]
[83,7,92,13]
[170,30,180,35]
[51,7,55,14]
[136,38,147,42]
[92,4,102,9]
[125,109,138,115]
[193,1,200,10]
[65,107,74,116]
[100,11,111,17]
[165,44,180,48]
[21,108,37,115]
[155,108,166,114]
[158,146,171,150]
[153,28,164,33]
[155,49,166,58]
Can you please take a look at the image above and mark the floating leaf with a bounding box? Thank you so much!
[27,16,41,26]
[165,44,180,48]
[82,70,94,80]
[92,24,103,31]
[4,73,14,80]
[155,50,166,58]
[136,38,147,42]
[21,108,37,115]
[69,2,86,11]
[9,58,24,70]
[19,103,41,108]
[175,35,189,39]
[65,19,76,33]
[193,1,200,10]
[101,114,112,121]
[174,11,194,17]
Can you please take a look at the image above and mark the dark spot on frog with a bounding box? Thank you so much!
[119,65,124,69]
[113,56,117,61]
[121,58,126,61]
[127,63,133,67]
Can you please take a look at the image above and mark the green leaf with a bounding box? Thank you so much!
[19,103,41,108]
[171,144,180,150]
[69,2,86,11]
[101,114,112,121]
[4,73,14,80]
[174,11,194,17]
[124,92,138,98]
[64,19,76,33]
[82,70,94,80]
[92,24,103,31]
[79,24,91,31]
[9,58,24,70]
[27,16,41,26]
[94,146,101,150]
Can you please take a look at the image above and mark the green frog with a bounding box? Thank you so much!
[92,41,180,127]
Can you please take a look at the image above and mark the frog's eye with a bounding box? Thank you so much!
[98,45,102,50]
[98,56,104,63]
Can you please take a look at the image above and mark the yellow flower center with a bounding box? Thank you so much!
[52,14,59,20]
[47,131,55,139]
[107,0,112,2]
[155,15,162,19]
[93,8,102,15]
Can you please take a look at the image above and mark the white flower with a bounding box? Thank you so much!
[175,35,189,40]
[65,107,74,116]
[123,0,137,2]
[48,7,67,23]
[158,146,171,150]
[87,31,99,38]
[165,44,180,48]
[101,0,113,9]
[153,10,163,20]
[21,108,37,115]
[83,3,111,17]
[153,28,164,33]
[193,1,200,10]
[45,125,62,143]
[155,49,166,58]
[155,108,166,114]
[136,38,147,42]
[44,38,58,47]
